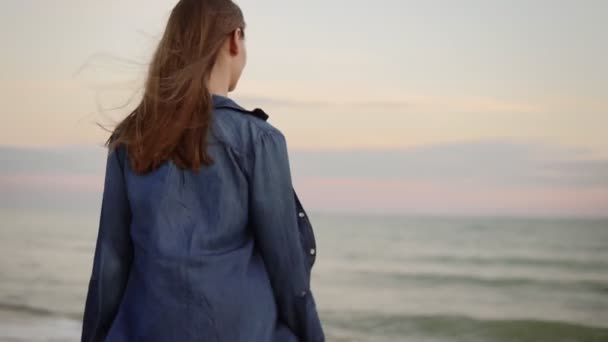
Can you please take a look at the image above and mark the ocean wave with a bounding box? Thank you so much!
[322,311,608,342]
[355,270,608,294]
[411,255,608,271]
[2,301,606,341]
[0,302,81,321]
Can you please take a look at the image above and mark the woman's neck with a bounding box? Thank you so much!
[208,62,230,96]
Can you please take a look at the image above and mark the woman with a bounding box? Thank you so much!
[81,0,324,341]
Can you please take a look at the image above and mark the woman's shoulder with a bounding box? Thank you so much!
[212,96,285,145]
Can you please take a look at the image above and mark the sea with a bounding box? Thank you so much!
[1,209,607,342]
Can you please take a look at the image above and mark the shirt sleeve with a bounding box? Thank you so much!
[249,131,325,341]
[81,146,134,342]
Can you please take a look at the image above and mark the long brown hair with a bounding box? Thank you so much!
[108,0,245,174]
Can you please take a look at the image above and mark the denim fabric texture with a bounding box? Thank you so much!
[81,95,324,342]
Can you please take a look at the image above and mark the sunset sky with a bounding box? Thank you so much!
[1,0,607,216]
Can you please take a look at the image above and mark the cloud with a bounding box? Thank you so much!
[288,141,608,216]
[289,140,608,188]
[1,141,607,216]
[234,88,539,114]
[0,146,106,175]
[295,178,608,217]
[0,173,103,193]
[235,95,410,111]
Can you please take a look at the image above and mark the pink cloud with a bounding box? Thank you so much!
[295,178,608,217]
[0,173,103,193]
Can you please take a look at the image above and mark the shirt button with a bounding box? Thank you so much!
[298,212,305,218]
[310,248,316,255]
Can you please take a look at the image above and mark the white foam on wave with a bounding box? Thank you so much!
[0,310,81,342]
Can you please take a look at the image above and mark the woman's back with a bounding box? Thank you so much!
[82,96,323,341]
[126,96,276,260]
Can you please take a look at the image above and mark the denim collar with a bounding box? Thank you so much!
[212,94,269,121]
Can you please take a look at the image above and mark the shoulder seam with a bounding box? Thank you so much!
[214,107,278,140]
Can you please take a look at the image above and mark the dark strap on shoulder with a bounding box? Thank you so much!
[251,108,269,121]
[215,105,270,122]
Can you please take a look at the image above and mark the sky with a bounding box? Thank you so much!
[1,0,607,217]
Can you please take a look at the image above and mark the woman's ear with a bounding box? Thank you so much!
[229,29,241,56]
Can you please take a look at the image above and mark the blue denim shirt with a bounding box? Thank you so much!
[81,95,324,342]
